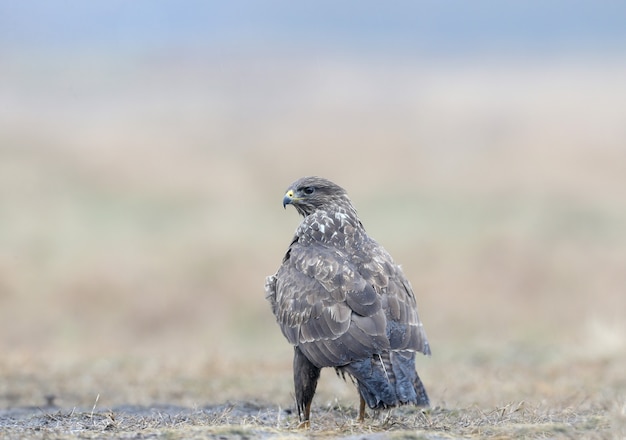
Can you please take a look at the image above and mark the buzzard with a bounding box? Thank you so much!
[265,176,430,427]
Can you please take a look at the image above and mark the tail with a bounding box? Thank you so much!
[340,351,429,410]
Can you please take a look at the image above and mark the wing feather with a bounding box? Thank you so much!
[345,284,379,316]
[271,241,391,368]
[358,241,431,356]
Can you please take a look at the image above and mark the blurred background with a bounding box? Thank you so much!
[1,1,625,407]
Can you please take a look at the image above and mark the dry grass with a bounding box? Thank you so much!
[1,53,625,438]
[0,396,618,439]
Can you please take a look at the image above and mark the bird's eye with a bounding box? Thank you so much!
[302,186,315,195]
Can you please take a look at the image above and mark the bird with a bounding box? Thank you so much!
[265,176,430,427]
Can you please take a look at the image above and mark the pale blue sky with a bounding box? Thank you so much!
[1,1,625,56]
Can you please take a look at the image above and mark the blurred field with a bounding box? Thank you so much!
[1,54,625,438]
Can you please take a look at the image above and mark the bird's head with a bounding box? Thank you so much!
[282,176,351,217]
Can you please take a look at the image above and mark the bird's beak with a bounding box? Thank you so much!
[283,189,295,209]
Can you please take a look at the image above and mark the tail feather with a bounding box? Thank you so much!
[340,351,429,410]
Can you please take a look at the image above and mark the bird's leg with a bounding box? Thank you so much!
[298,402,312,429]
[358,395,366,422]
[293,346,320,429]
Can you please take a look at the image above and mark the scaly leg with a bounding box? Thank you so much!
[358,395,366,422]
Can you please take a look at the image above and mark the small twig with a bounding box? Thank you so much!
[498,405,508,423]
[37,406,61,421]
[90,394,100,420]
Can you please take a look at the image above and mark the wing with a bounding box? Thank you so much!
[269,242,390,368]
[354,240,431,356]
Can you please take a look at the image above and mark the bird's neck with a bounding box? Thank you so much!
[296,203,364,247]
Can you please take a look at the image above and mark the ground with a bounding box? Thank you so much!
[1,350,623,439]
[1,56,625,439]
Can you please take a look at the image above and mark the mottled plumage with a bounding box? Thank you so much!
[265,177,430,426]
